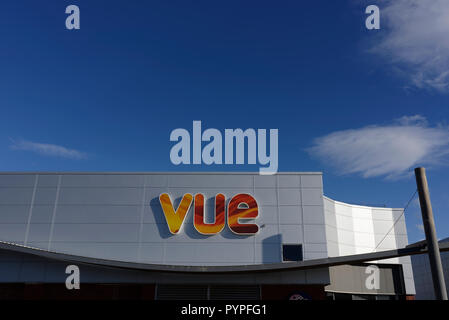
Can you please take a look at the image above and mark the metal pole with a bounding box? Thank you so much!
[414,167,448,300]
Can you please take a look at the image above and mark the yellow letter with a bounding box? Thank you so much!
[159,193,193,234]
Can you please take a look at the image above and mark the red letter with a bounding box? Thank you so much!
[228,194,259,235]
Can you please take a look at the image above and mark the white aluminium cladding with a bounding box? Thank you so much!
[324,196,415,295]
[0,172,412,280]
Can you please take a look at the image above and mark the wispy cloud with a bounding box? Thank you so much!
[371,0,449,91]
[416,224,425,233]
[10,139,88,160]
[308,115,449,179]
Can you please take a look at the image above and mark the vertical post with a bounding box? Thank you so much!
[414,167,448,300]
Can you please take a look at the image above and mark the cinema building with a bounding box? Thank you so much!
[0,172,415,300]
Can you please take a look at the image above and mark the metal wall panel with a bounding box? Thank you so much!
[0,172,322,267]
[325,264,405,296]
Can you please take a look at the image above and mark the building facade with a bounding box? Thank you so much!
[411,237,449,300]
[0,172,415,300]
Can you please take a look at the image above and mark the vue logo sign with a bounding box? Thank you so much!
[159,193,259,235]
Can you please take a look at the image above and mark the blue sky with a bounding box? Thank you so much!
[0,0,448,243]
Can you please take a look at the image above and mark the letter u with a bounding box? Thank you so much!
[193,194,226,235]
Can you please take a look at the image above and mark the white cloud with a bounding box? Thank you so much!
[308,115,449,179]
[10,139,87,160]
[416,224,425,233]
[371,0,449,91]
[397,115,427,126]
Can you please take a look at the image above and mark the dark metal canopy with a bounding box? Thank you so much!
[1,240,448,274]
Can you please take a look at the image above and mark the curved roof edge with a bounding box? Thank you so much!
[323,195,403,211]
[1,240,446,274]
[0,172,322,175]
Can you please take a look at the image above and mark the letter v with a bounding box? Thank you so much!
[159,193,193,234]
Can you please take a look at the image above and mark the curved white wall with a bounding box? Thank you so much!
[324,196,415,295]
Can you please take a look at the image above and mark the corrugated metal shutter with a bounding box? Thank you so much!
[210,285,260,300]
[156,285,208,300]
